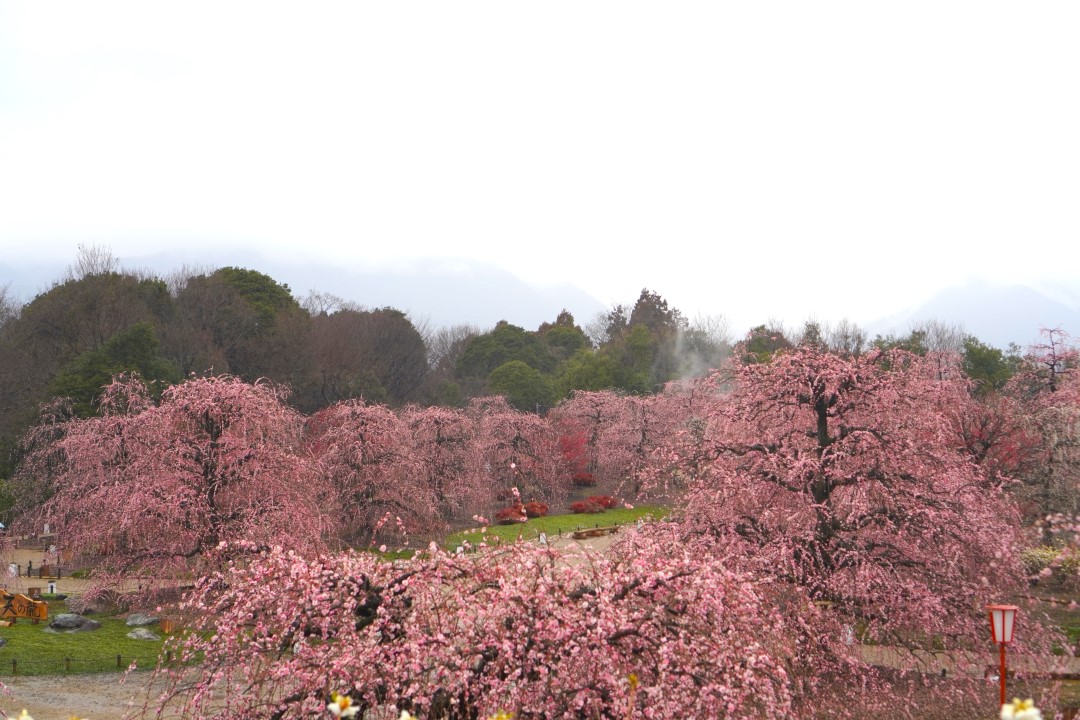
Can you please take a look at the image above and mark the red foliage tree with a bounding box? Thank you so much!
[586,494,617,509]
[949,390,1041,490]
[13,375,336,588]
[550,391,619,486]
[557,427,593,485]
[522,500,548,518]
[494,504,527,524]
[570,499,604,514]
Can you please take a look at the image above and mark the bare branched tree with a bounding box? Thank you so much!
[915,319,967,355]
[427,323,481,371]
[67,243,119,280]
[825,317,868,357]
[0,283,19,330]
[301,291,362,316]
[164,264,218,296]
[676,313,734,378]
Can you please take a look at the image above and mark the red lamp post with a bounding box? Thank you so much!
[987,604,1019,707]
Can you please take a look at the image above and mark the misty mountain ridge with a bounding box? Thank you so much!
[265,257,609,331]
[867,281,1080,350]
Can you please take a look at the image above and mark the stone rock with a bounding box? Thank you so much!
[48,613,102,631]
[126,612,160,627]
[127,628,160,640]
[0,636,6,648]
[49,613,87,629]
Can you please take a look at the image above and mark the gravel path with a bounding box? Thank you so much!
[1,672,166,720]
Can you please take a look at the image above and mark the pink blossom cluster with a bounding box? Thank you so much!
[161,541,796,719]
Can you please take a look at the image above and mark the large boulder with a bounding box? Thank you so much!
[127,627,160,640]
[48,613,102,632]
[125,612,160,627]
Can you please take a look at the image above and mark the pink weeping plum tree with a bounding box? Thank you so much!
[551,388,700,499]
[14,375,337,589]
[468,396,569,507]
[644,345,1057,713]
[306,400,437,545]
[399,403,490,525]
[1003,328,1080,519]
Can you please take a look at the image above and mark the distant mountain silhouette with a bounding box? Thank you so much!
[868,282,1080,350]
[267,257,608,331]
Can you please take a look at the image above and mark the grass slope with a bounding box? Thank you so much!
[0,598,168,677]
[443,504,670,550]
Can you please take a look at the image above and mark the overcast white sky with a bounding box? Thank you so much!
[1,2,1078,331]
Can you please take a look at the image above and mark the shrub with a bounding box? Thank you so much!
[587,495,617,509]
[570,500,604,514]
[1020,546,1060,574]
[495,505,527,525]
[1060,548,1080,578]
[571,471,595,487]
[522,501,548,518]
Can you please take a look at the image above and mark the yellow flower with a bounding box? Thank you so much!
[628,673,639,691]
[17,711,34,720]
[1001,698,1042,720]
[328,691,359,718]
[488,713,514,720]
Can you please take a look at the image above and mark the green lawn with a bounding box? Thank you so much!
[443,504,670,550]
[0,597,170,676]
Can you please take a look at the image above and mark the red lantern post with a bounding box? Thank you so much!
[986,604,1019,707]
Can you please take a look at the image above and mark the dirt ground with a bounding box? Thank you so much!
[1,672,168,720]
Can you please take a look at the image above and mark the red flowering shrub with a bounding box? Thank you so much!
[587,495,616,509]
[495,504,527,524]
[571,471,595,487]
[570,499,604,514]
[522,501,548,518]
